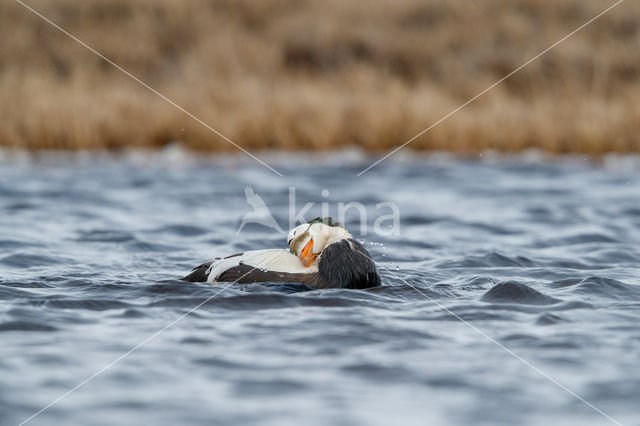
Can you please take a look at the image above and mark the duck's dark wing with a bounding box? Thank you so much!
[180,252,243,282]
[318,239,381,289]
[181,261,213,282]
[216,264,328,287]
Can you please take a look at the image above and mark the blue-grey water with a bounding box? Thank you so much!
[1,149,639,426]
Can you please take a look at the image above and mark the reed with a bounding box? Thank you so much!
[1,0,639,153]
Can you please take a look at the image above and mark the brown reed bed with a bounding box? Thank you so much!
[1,0,639,154]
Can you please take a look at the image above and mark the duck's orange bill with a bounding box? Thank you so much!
[300,238,316,267]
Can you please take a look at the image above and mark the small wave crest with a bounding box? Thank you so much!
[482,281,561,305]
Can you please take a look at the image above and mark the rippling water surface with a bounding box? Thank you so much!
[1,150,639,426]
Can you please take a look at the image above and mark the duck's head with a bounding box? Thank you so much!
[287,217,352,267]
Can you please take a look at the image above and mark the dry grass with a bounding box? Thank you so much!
[1,0,639,153]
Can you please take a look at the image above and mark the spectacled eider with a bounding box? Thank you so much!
[181,217,381,289]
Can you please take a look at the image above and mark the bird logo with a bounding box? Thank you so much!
[236,186,285,234]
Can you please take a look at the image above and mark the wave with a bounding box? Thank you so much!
[535,233,619,248]
[535,312,569,325]
[481,281,561,305]
[437,253,538,269]
[0,321,57,332]
[0,253,73,268]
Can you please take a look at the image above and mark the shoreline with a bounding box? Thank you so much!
[2,146,639,171]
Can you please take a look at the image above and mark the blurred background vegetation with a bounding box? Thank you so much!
[1,0,638,153]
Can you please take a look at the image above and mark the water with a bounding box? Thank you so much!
[1,149,639,426]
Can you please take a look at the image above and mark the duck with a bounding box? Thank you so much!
[181,217,381,289]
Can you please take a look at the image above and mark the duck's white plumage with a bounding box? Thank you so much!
[207,249,318,282]
[288,222,353,256]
